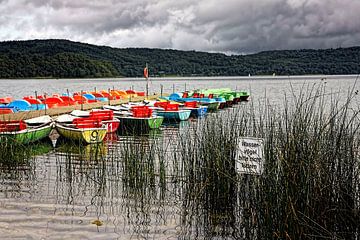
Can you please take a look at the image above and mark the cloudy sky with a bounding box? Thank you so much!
[0,0,359,54]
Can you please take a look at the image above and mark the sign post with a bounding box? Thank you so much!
[236,137,264,175]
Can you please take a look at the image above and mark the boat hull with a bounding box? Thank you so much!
[156,110,191,121]
[115,116,164,133]
[184,106,208,118]
[202,102,220,112]
[0,124,52,144]
[103,119,120,133]
[218,102,227,109]
[240,95,250,101]
[55,124,107,144]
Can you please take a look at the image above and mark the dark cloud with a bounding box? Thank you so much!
[0,0,359,54]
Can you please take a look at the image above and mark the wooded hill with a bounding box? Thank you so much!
[0,39,359,78]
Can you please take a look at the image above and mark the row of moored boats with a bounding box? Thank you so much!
[0,88,250,145]
[0,89,144,113]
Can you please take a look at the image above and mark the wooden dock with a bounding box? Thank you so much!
[0,95,162,121]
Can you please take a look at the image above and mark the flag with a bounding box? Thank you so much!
[143,67,149,78]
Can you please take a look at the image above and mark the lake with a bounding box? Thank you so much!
[0,75,359,239]
[1,75,359,101]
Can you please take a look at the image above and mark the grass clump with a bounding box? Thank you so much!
[175,84,360,239]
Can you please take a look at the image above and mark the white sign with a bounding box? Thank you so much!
[236,137,264,175]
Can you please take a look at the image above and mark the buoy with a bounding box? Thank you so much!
[91,219,103,226]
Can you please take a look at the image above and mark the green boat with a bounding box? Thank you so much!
[0,116,53,144]
[238,91,250,102]
[115,115,164,133]
[202,101,220,112]
[219,93,235,107]
[198,88,250,104]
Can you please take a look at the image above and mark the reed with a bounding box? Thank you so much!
[175,84,360,239]
[0,139,44,167]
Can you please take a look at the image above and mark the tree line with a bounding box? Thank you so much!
[0,39,359,78]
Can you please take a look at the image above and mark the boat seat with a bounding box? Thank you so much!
[90,110,114,121]
[72,118,102,128]
[0,120,27,132]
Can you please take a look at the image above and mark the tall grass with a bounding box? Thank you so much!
[0,139,53,167]
[175,84,360,239]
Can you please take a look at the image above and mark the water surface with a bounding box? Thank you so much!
[0,75,359,239]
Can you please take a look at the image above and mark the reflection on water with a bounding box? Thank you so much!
[51,126,181,239]
[0,122,186,239]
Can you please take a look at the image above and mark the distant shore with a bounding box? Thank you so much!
[0,74,359,81]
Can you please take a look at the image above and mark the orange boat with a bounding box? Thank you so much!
[43,97,67,108]
[73,95,89,104]
[0,108,14,115]
[109,90,123,99]
[60,96,78,105]
[0,97,13,104]
[100,91,117,100]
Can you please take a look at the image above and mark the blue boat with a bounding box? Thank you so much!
[83,93,108,102]
[184,106,208,118]
[0,99,46,112]
[8,100,33,111]
[169,93,220,112]
[83,93,97,101]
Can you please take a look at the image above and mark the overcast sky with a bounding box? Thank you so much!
[0,0,359,54]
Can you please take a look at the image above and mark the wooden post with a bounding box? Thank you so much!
[108,88,111,105]
[94,87,97,93]
[44,93,47,114]
[81,90,84,110]
[34,91,38,110]
[173,84,175,93]
[145,63,149,98]
[66,89,70,106]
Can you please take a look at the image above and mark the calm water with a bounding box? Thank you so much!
[1,75,359,102]
[0,75,359,239]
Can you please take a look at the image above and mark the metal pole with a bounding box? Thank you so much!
[94,87,97,93]
[173,84,175,93]
[185,83,187,92]
[160,84,163,97]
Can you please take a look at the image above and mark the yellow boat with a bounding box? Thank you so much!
[156,98,182,105]
[55,123,107,144]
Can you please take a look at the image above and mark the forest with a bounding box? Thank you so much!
[0,39,359,78]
